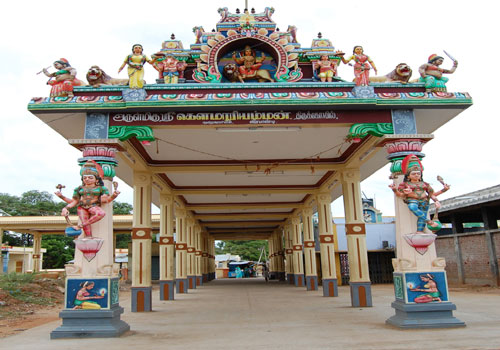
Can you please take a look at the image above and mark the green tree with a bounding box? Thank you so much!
[41,235,75,268]
[216,240,268,261]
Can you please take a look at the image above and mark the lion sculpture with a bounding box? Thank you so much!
[369,63,413,84]
[86,65,129,87]
[222,63,274,83]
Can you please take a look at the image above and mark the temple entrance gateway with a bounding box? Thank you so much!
[28,5,471,338]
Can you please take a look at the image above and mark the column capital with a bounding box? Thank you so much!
[133,171,152,185]
[316,192,332,204]
[175,208,187,218]
[291,216,301,225]
[160,194,175,205]
[302,207,313,217]
[340,169,361,183]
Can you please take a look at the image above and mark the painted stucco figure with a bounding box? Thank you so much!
[118,44,156,89]
[341,46,377,86]
[314,55,337,82]
[389,155,449,233]
[410,274,442,303]
[42,58,85,98]
[73,281,105,309]
[232,45,274,82]
[55,160,119,237]
[153,54,187,84]
[418,53,458,92]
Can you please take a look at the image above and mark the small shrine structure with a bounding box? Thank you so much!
[28,6,472,337]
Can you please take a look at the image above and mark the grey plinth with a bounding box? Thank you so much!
[293,274,305,287]
[188,275,197,289]
[322,278,338,297]
[305,276,318,291]
[159,280,175,300]
[386,301,466,328]
[350,282,372,307]
[51,306,129,339]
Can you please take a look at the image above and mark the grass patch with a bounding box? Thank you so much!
[0,273,58,312]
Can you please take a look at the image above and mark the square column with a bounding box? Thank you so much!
[32,232,42,273]
[202,232,209,282]
[316,193,338,297]
[302,207,318,291]
[276,229,286,281]
[175,209,188,293]
[159,194,175,301]
[284,223,294,284]
[268,234,275,279]
[208,238,216,280]
[291,217,305,287]
[131,171,153,312]
[340,170,372,307]
[186,218,196,289]
[195,225,203,286]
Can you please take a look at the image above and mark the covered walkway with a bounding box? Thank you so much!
[2,278,499,350]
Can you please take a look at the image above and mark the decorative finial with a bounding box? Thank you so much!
[236,8,240,14]
[276,28,280,32]
[251,8,255,13]
[212,28,216,32]
[171,33,176,40]
[318,32,322,38]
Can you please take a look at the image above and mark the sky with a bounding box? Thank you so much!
[0,0,498,217]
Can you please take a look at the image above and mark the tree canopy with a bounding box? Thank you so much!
[215,240,268,261]
[0,190,133,268]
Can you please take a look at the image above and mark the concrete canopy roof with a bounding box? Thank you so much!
[29,83,471,241]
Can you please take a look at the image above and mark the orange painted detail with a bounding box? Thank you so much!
[319,235,334,244]
[159,237,174,245]
[139,242,143,284]
[328,282,334,296]
[132,227,152,239]
[352,183,357,221]
[298,275,303,286]
[189,278,193,289]
[327,246,332,277]
[293,245,303,251]
[179,280,185,293]
[309,277,314,290]
[137,291,145,312]
[345,224,366,235]
[356,238,362,279]
[359,286,367,307]
[140,187,144,225]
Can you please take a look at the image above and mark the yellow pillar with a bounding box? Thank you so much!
[302,207,318,290]
[268,234,275,278]
[131,171,153,312]
[284,223,294,284]
[175,208,188,293]
[32,232,42,273]
[316,192,338,297]
[277,229,286,281]
[208,237,215,280]
[195,225,203,286]
[202,231,209,282]
[159,194,175,300]
[186,218,196,289]
[340,169,372,307]
[291,216,305,287]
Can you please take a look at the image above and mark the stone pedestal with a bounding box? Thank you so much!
[305,276,318,291]
[350,282,372,307]
[176,278,189,293]
[386,301,465,329]
[51,306,130,339]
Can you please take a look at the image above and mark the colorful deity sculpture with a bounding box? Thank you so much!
[418,53,458,92]
[118,44,157,89]
[153,54,187,84]
[341,46,377,86]
[388,155,449,233]
[410,274,442,303]
[42,58,85,98]
[231,45,274,82]
[314,55,338,82]
[55,160,120,237]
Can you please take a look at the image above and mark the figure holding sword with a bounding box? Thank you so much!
[418,51,458,93]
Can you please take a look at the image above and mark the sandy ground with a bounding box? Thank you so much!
[0,279,499,350]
